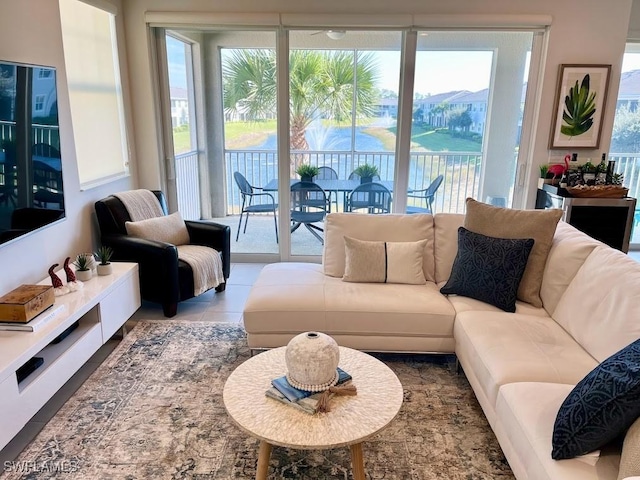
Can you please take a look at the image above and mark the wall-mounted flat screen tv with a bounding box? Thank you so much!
[0,60,65,245]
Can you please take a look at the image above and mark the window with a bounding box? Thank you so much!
[34,95,45,112]
[611,43,640,245]
[37,69,52,79]
[59,0,128,186]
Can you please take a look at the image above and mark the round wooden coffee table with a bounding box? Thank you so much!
[223,346,403,480]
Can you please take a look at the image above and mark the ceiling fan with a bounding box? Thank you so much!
[310,30,347,40]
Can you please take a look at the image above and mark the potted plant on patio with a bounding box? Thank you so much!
[94,245,114,276]
[296,164,319,182]
[73,253,93,281]
[353,163,379,184]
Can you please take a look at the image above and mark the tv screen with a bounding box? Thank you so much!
[0,60,65,245]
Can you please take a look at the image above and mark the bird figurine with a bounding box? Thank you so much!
[547,155,570,183]
[48,264,70,296]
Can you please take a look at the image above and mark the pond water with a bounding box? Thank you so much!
[253,126,389,152]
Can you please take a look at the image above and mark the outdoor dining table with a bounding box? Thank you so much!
[263,178,396,215]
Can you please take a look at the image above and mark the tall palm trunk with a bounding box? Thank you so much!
[291,117,309,176]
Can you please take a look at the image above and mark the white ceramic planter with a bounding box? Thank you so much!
[75,269,92,282]
[80,253,97,275]
[97,263,113,276]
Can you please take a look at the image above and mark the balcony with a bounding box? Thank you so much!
[222,148,482,216]
[174,149,640,255]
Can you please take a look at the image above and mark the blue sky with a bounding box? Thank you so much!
[167,36,495,96]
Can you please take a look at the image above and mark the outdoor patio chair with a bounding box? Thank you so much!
[406,174,443,214]
[345,182,392,214]
[290,181,330,244]
[315,166,339,211]
[234,171,278,243]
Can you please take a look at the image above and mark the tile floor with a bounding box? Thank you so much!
[0,263,268,465]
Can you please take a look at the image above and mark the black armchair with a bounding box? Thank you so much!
[95,190,231,318]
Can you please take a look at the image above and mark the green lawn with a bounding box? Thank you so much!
[369,125,482,152]
[175,120,482,153]
[172,130,191,155]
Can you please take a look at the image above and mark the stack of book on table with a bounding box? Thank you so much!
[265,367,351,414]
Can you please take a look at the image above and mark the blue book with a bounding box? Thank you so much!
[271,368,351,403]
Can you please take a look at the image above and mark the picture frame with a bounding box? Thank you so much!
[549,64,611,149]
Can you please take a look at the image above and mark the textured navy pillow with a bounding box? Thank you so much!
[440,227,534,312]
[552,338,640,460]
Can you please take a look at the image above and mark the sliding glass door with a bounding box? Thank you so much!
[288,30,402,256]
[153,25,542,261]
[410,31,535,213]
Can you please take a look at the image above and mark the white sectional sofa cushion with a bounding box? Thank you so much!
[495,382,620,480]
[243,262,456,352]
[433,213,465,283]
[553,245,640,362]
[539,222,602,315]
[454,311,598,408]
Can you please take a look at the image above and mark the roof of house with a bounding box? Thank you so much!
[419,90,470,105]
[454,88,489,103]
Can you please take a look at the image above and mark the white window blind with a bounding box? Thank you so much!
[59,0,128,186]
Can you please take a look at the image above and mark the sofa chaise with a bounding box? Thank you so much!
[243,211,640,480]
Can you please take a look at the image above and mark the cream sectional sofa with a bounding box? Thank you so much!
[243,212,640,480]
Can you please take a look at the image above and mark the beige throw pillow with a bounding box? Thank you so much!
[618,417,640,480]
[464,198,562,307]
[342,236,427,284]
[125,211,190,246]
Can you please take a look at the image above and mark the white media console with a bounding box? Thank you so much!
[0,262,140,450]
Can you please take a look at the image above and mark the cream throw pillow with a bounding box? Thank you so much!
[464,198,562,307]
[618,417,640,480]
[342,236,427,284]
[125,211,190,246]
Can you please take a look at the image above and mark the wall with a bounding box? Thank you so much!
[0,0,136,294]
[123,0,633,209]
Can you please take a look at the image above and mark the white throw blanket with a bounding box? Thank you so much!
[177,245,224,295]
[114,189,164,221]
[115,189,224,295]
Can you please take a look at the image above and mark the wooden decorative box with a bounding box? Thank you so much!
[0,285,55,323]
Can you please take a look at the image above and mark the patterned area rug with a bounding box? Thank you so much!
[1,321,514,479]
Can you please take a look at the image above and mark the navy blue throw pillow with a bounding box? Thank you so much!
[552,338,640,460]
[440,227,534,312]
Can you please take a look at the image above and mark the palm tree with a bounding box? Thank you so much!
[223,49,379,152]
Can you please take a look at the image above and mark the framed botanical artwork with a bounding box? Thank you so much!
[549,64,611,149]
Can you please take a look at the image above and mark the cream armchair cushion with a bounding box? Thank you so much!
[125,211,190,246]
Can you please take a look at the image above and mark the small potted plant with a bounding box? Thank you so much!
[538,165,550,188]
[296,164,319,182]
[353,163,380,184]
[94,246,114,276]
[581,161,597,185]
[73,253,93,282]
